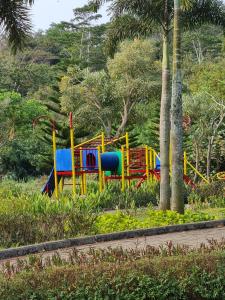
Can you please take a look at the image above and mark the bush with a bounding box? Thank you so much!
[0,189,97,248]
[1,245,225,299]
[188,181,225,205]
[85,181,159,210]
[0,180,219,248]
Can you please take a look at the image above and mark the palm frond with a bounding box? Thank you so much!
[105,15,153,56]
[24,0,34,5]
[182,0,225,29]
[88,0,112,11]
[0,0,32,53]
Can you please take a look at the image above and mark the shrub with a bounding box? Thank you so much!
[1,246,225,299]
[86,181,159,210]
[188,181,225,205]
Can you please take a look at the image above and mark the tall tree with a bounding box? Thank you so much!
[170,0,184,213]
[90,0,173,210]
[170,0,225,213]
[89,0,225,210]
[0,0,33,52]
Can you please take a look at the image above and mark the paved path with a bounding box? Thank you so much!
[1,226,225,269]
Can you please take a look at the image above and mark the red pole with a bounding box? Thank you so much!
[69,112,73,129]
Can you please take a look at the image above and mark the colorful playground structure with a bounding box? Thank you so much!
[41,113,211,198]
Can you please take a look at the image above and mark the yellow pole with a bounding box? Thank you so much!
[149,147,153,182]
[101,132,105,152]
[80,149,84,195]
[125,132,130,187]
[70,128,76,196]
[59,177,64,193]
[53,129,58,199]
[83,172,87,194]
[98,146,103,192]
[153,151,156,169]
[145,146,149,181]
[121,145,125,192]
[184,151,187,176]
[153,150,157,182]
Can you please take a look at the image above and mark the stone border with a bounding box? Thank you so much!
[0,219,225,260]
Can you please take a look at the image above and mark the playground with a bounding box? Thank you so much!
[1,0,225,297]
[41,113,215,199]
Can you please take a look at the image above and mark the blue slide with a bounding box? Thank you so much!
[42,168,61,197]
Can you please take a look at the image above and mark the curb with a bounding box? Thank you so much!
[0,219,225,260]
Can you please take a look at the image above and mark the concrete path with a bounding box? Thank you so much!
[1,226,225,269]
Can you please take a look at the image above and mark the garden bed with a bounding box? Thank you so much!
[1,240,225,299]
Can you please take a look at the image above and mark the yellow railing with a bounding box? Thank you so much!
[104,134,126,146]
[217,172,225,180]
[186,161,209,184]
[74,134,102,149]
[149,148,209,184]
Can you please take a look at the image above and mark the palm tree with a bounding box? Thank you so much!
[90,0,225,212]
[171,0,225,213]
[91,0,173,210]
[0,0,34,52]
[170,0,183,213]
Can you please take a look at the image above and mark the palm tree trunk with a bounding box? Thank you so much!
[170,0,184,214]
[159,0,171,210]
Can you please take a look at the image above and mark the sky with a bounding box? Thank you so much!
[31,0,109,31]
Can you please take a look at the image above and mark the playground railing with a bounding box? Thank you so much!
[74,134,102,149]
[104,134,127,146]
[186,161,209,184]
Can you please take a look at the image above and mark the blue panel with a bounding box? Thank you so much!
[56,149,72,171]
[82,149,99,170]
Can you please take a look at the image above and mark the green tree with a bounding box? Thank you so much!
[60,39,161,138]
[184,60,225,178]
[0,90,48,179]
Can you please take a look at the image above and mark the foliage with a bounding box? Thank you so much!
[0,180,220,248]
[0,186,97,248]
[188,181,225,206]
[96,209,214,234]
[0,91,49,178]
[2,243,225,299]
[0,180,221,247]
[60,38,161,138]
[85,181,159,210]
[0,0,33,52]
